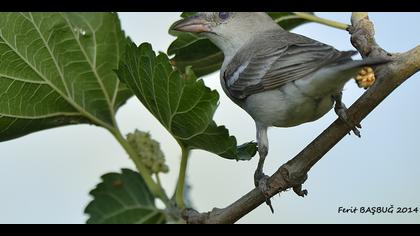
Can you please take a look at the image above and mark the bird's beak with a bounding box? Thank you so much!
[170,14,211,33]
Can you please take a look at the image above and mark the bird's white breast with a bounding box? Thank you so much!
[243,81,335,127]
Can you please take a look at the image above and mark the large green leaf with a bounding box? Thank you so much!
[117,41,257,160]
[167,12,314,77]
[0,12,132,141]
[85,169,166,224]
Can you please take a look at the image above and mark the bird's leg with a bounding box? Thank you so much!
[255,123,274,213]
[254,123,269,188]
[332,92,362,137]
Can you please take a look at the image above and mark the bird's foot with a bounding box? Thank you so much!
[254,172,274,213]
[293,185,308,197]
[288,172,309,198]
[333,92,362,137]
[336,106,362,137]
[334,101,362,138]
[355,67,376,89]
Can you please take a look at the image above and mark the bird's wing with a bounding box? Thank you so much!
[223,31,357,99]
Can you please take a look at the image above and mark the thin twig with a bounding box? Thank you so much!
[293,12,349,30]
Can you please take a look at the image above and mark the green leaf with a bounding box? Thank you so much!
[237,141,259,161]
[168,33,224,78]
[117,41,257,160]
[0,12,132,142]
[167,12,314,77]
[85,169,166,224]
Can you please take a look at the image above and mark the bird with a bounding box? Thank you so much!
[171,12,389,212]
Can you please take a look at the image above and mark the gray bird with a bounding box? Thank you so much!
[171,12,389,211]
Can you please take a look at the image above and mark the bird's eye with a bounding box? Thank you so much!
[218,12,230,20]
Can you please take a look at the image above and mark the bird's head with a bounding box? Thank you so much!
[171,12,279,58]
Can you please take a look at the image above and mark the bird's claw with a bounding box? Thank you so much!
[254,172,274,213]
[293,185,308,197]
[349,125,361,138]
[335,102,362,138]
[355,67,376,89]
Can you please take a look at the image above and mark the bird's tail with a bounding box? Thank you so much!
[333,56,392,73]
[299,55,392,96]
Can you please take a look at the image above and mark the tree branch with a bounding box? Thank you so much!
[182,13,420,224]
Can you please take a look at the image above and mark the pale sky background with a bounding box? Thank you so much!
[0,12,419,224]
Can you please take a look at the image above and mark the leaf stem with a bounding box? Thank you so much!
[110,128,170,205]
[155,173,162,188]
[175,147,190,209]
[293,12,349,30]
